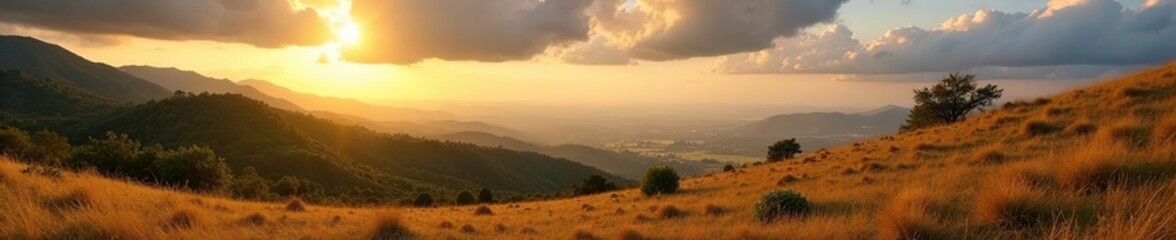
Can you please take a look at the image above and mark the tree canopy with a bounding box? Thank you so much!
[902,73,1003,131]
[767,138,802,162]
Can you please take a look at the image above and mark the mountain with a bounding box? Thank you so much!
[239,79,457,122]
[118,65,303,111]
[0,35,170,103]
[59,93,627,199]
[738,105,910,138]
[434,131,711,179]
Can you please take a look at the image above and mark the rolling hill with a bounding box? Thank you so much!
[738,104,910,138]
[434,131,713,179]
[239,79,457,122]
[3,61,1174,239]
[0,35,171,103]
[118,65,303,111]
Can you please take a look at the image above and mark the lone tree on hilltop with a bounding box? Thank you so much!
[767,138,802,162]
[901,73,1003,131]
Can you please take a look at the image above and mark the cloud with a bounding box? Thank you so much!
[714,0,1176,75]
[590,0,849,61]
[0,0,332,48]
[0,22,128,47]
[342,0,595,64]
[548,36,635,65]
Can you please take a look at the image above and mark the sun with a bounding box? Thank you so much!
[337,21,361,45]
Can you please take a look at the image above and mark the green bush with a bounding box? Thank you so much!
[641,166,680,196]
[573,175,618,196]
[456,190,476,205]
[413,193,434,207]
[271,176,301,196]
[723,164,735,172]
[157,146,232,192]
[754,190,812,223]
[477,188,493,203]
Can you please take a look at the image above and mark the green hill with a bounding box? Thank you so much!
[0,35,171,103]
[118,65,303,111]
[0,70,119,129]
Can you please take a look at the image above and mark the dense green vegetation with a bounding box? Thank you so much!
[640,166,680,196]
[0,36,171,103]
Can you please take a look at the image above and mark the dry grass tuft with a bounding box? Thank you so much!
[438,221,454,229]
[614,228,645,240]
[878,188,946,240]
[460,224,476,234]
[45,188,94,210]
[974,179,1052,228]
[704,204,725,216]
[165,207,205,229]
[473,205,493,215]
[285,197,307,212]
[973,147,1009,165]
[1154,115,1176,145]
[1097,120,1152,147]
[239,212,267,226]
[657,205,686,219]
[49,221,148,240]
[777,175,801,185]
[1023,120,1062,136]
[572,229,599,240]
[369,212,414,240]
[1055,142,1176,192]
[1066,121,1098,135]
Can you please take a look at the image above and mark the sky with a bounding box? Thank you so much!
[0,0,1171,109]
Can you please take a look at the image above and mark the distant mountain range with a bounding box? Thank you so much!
[119,65,303,111]
[737,105,910,138]
[434,131,714,179]
[239,79,457,122]
[0,35,171,103]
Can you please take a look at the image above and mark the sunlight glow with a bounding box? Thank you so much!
[338,21,361,45]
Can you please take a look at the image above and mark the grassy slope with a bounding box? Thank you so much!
[3,63,1176,239]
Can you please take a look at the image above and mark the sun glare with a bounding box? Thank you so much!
[338,21,361,45]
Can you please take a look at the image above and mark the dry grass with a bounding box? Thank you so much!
[878,188,947,240]
[473,205,493,215]
[165,207,205,230]
[369,212,413,240]
[1154,115,1176,145]
[0,63,1174,239]
[1022,119,1062,136]
[285,197,307,212]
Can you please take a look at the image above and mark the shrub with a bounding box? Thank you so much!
[657,205,685,219]
[767,138,802,162]
[0,127,33,159]
[572,229,598,240]
[753,190,812,223]
[369,212,414,240]
[614,229,644,240]
[413,193,434,207]
[1022,120,1061,136]
[157,146,232,192]
[27,130,71,166]
[271,176,301,196]
[474,205,493,215]
[573,175,618,196]
[455,190,475,205]
[477,188,493,203]
[285,197,307,212]
[460,224,476,233]
[641,166,680,196]
[723,164,735,172]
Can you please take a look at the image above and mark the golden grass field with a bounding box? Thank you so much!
[2,63,1176,239]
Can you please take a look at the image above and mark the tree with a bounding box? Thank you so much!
[455,190,476,205]
[232,167,273,200]
[902,73,1003,131]
[413,193,434,207]
[573,175,618,196]
[641,166,680,196]
[157,146,232,192]
[767,138,802,162]
[29,130,72,166]
[0,127,33,160]
[66,132,141,173]
[477,188,493,203]
[272,176,302,196]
